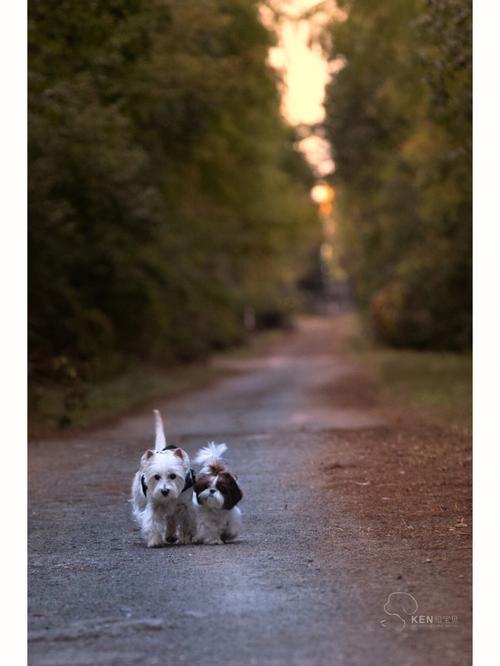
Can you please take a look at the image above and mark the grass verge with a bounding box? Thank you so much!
[29,329,285,439]
[335,312,472,429]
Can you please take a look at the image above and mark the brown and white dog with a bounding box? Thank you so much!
[193,443,242,545]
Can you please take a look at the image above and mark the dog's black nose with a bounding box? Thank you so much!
[209,488,216,494]
[161,489,169,496]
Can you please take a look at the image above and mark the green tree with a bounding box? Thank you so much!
[323,0,471,349]
[29,0,319,387]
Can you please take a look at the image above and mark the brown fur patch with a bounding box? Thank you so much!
[216,472,243,510]
[193,474,211,499]
[208,461,226,475]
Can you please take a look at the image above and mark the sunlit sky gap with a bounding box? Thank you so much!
[261,0,344,177]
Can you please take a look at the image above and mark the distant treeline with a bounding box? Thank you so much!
[324,0,471,349]
[29,0,318,384]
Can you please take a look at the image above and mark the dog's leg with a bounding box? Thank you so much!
[193,510,223,545]
[177,504,196,544]
[193,527,205,544]
[141,505,166,548]
[177,515,190,545]
[166,515,177,544]
[186,506,197,544]
[221,507,242,542]
[193,518,208,544]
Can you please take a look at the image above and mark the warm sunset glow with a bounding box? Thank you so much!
[261,1,343,176]
[268,18,329,126]
[310,182,334,205]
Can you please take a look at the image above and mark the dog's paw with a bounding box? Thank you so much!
[193,534,222,545]
[221,532,237,543]
[146,536,165,548]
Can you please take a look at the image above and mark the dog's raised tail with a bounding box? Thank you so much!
[153,409,166,451]
[195,442,227,467]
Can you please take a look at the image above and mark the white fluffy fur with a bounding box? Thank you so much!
[131,411,196,547]
[195,442,227,472]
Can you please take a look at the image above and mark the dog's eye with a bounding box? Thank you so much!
[169,473,177,480]
[154,474,161,481]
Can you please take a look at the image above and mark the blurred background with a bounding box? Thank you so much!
[28,0,471,432]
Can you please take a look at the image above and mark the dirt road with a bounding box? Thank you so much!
[28,316,471,666]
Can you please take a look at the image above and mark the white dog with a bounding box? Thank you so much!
[192,443,242,545]
[131,410,196,547]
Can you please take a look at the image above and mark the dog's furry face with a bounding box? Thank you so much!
[141,449,188,505]
[194,471,242,510]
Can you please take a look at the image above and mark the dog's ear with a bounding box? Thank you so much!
[141,449,155,464]
[173,448,186,461]
[219,473,243,510]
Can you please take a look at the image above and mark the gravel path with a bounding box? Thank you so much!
[28,317,471,666]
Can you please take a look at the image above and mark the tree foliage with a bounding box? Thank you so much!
[323,0,471,349]
[29,0,318,384]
